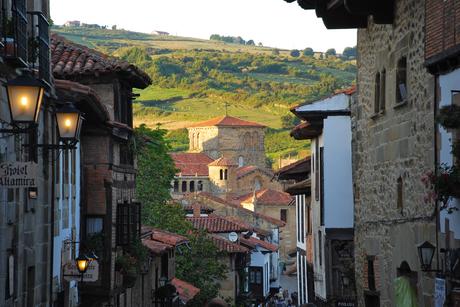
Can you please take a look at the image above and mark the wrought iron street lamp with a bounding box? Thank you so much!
[55,103,83,144]
[75,254,91,275]
[6,73,44,124]
[418,241,436,271]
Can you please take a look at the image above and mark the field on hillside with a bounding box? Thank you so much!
[53,26,356,166]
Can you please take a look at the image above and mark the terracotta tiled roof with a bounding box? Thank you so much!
[196,192,286,227]
[186,214,249,233]
[290,121,323,140]
[170,152,214,176]
[224,216,271,237]
[236,189,294,206]
[334,85,356,95]
[210,235,250,253]
[150,229,188,247]
[276,156,311,178]
[239,236,278,252]
[208,157,237,167]
[189,116,266,128]
[171,278,200,303]
[142,238,172,254]
[51,34,151,88]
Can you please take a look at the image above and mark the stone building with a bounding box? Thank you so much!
[171,116,281,200]
[188,116,266,168]
[285,0,437,306]
[51,34,152,306]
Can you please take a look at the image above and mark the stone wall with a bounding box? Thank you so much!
[236,170,282,196]
[352,0,436,306]
[188,126,266,168]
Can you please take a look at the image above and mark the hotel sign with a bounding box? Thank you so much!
[63,261,99,282]
[0,162,38,188]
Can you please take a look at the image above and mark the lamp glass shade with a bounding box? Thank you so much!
[7,84,44,123]
[55,105,82,140]
[417,241,435,270]
[75,255,90,274]
[159,276,168,287]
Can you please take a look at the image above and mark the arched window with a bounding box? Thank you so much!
[196,133,200,149]
[380,69,386,111]
[190,181,195,192]
[243,132,251,148]
[238,156,244,167]
[224,169,228,180]
[181,181,187,192]
[254,178,261,191]
[191,133,196,149]
[252,132,259,149]
[220,169,224,180]
[173,180,179,192]
[197,180,203,191]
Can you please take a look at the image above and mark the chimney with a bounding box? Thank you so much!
[193,203,201,217]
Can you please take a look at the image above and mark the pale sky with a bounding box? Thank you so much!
[50,0,356,52]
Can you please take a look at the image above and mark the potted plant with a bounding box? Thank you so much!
[422,165,460,213]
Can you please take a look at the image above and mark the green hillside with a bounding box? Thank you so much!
[52,26,356,166]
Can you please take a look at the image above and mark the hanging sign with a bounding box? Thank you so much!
[0,162,38,188]
[63,261,99,282]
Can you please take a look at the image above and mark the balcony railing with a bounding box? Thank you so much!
[5,0,28,66]
[28,11,50,86]
[0,1,51,85]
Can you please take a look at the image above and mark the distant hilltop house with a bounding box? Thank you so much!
[151,30,169,36]
[63,20,80,27]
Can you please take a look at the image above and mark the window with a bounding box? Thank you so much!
[307,205,312,235]
[380,69,386,111]
[374,72,380,114]
[223,169,228,180]
[173,180,179,192]
[189,181,195,192]
[280,209,287,222]
[367,256,376,291]
[396,57,407,103]
[119,142,133,166]
[196,133,200,149]
[220,169,224,180]
[238,156,244,167]
[116,201,141,246]
[397,176,403,210]
[197,180,203,191]
[86,217,103,235]
[161,253,169,278]
[254,178,261,191]
[318,231,322,266]
[181,181,187,192]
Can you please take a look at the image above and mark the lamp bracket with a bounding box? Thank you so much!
[23,141,78,151]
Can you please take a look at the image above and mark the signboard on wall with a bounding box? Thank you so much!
[0,162,38,188]
[336,300,355,307]
[63,261,99,282]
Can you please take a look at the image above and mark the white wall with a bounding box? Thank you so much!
[296,93,349,112]
[438,68,460,238]
[323,116,354,228]
[52,145,81,305]
[249,248,271,297]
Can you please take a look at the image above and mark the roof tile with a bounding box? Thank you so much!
[186,214,249,233]
[171,278,200,303]
[170,152,214,176]
[189,116,265,128]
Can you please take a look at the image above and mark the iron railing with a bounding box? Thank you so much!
[28,11,50,86]
[9,0,28,65]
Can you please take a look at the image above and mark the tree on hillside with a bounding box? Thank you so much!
[117,47,151,68]
[290,49,300,57]
[342,46,357,59]
[272,48,280,55]
[258,42,263,47]
[303,47,314,56]
[246,39,255,46]
[281,113,301,129]
[325,48,337,57]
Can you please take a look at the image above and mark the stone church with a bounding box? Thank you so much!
[171,115,282,199]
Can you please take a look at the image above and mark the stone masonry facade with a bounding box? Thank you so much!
[188,126,266,168]
[352,0,436,306]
